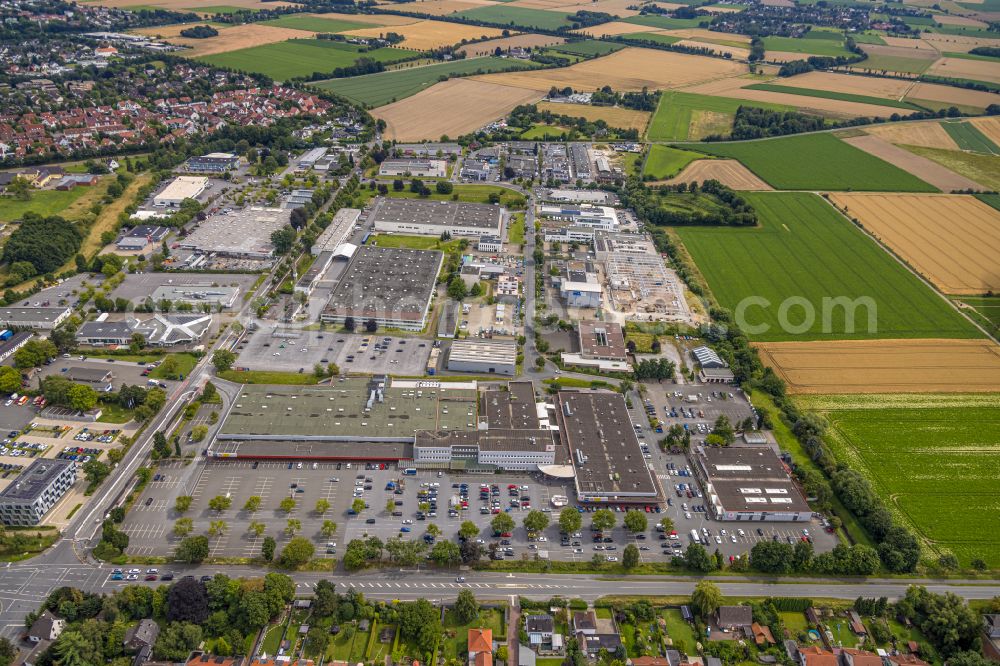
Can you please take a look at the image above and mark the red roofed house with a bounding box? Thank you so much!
[469,628,493,666]
[884,655,929,666]
[798,646,838,666]
[749,623,775,645]
[840,648,881,666]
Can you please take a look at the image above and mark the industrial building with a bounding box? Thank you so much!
[150,284,239,309]
[396,142,461,157]
[413,381,559,471]
[544,226,596,245]
[178,207,290,259]
[294,251,335,296]
[184,152,239,173]
[152,176,207,207]
[447,339,518,376]
[0,332,32,363]
[75,319,136,346]
[378,159,447,178]
[477,235,502,253]
[321,246,442,330]
[0,459,76,526]
[692,345,735,383]
[543,189,613,204]
[296,147,328,171]
[594,232,657,262]
[555,264,602,309]
[65,367,113,391]
[312,208,361,255]
[76,314,211,347]
[554,390,659,503]
[116,225,169,251]
[370,198,504,238]
[538,204,618,230]
[0,306,71,331]
[561,321,631,372]
[605,250,688,318]
[692,446,812,522]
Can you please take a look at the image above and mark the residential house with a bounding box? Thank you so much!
[184,653,244,666]
[715,606,753,633]
[848,611,867,636]
[798,646,838,666]
[840,649,881,666]
[884,655,929,666]
[27,610,65,643]
[577,632,622,659]
[19,639,51,666]
[574,611,598,635]
[123,619,160,652]
[526,614,559,654]
[749,623,775,646]
[469,628,493,666]
[982,614,1000,661]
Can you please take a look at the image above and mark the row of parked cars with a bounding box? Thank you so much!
[111,568,174,582]
[75,428,120,443]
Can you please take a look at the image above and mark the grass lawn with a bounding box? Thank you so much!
[647,91,793,141]
[745,83,923,110]
[779,611,810,637]
[0,185,96,223]
[262,14,377,32]
[940,120,1000,155]
[96,402,135,424]
[595,607,613,619]
[943,50,1000,62]
[218,370,320,384]
[763,35,851,56]
[902,145,1000,190]
[387,183,525,207]
[643,145,702,179]
[508,212,525,245]
[198,39,420,81]
[454,5,575,30]
[537,659,566,666]
[317,57,540,107]
[799,393,1000,567]
[686,133,938,191]
[521,124,570,140]
[368,234,463,252]
[441,608,504,661]
[148,353,199,380]
[673,192,981,341]
[661,609,696,652]
[852,32,887,45]
[0,526,60,562]
[328,627,371,662]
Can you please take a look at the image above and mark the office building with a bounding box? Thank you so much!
[0,459,76,526]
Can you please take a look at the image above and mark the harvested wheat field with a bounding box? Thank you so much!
[89,0,296,8]
[921,32,1000,52]
[660,159,772,190]
[682,76,906,118]
[828,193,1000,294]
[507,0,568,8]
[676,39,749,58]
[970,116,1000,146]
[935,14,989,27]
[881,35,938,50]
[777,70,912,98]
[842,134,982,191]
[572,21,660,36]
[312,11,419,24]
[864,120,960,150]
[667,28,751,43]
[536,101,651,130]
[457,33,564,57]
[133,22,214,38]
[342,19,505,50]
[374,78,542,140]
[171,24,308,55]
[756,339,1000,393]
[906,81,1000,109]
[765,50,824,63]
[928,56,1000,84]
[555,0,643,14]
[475,47,746,91]
[396,0,490,14]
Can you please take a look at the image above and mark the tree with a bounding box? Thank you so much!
[430,540,461,565]
[712,414,735,444]
[459,520,480,540]
[623,543,640,569]
[491,512,515,535]
[750,541,794,573]
[623,510,647,534]
[559,507,582,534]
[386,498,396,513]
[212,349,236,372]
[659,516,675,533]
[173,518,194,537]
[524,510,549,533]
[82,459,110,486]
[67,384,98,412]
[901,586,980,659]
[315,498,331,515]
[175,495,193,514]
[436,180,453,195]
[167,576,208,623]
[0,637,15,666]
[351,498,365,514]
[243,496,262,513]
[279,537,315,568]
[947,653,992,666]
[306,625,330,658]
[208,520,227,537]
[249,521,266,537]
[447,274,467,301]
[190,425,208,442]
[285,519,302,536]
[280,497,297,513]
[271,226,297,254]
[691,580,723,619]
[320,520,338,539]
[53,630,93,666]
[7,176,32,201]
[426,523,442,538]
[0,367,22,394]
[208,495,232,512]
[455,589,479,623]
[592,508,615,532]
[261,536,276,562]
[175,535,210,563]
[684,543,714,572]
[385,536,426,566]
[153,622,203,661]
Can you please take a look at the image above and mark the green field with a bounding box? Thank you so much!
[745,83,923,110]
[642,144,702,179]
[955,295,1000,334]
[622,14,706,29]
[521,124,569,139]
[687,133,938,191]
[941,120,1000,155]
[316,56,540,106]
[197,39,419,80]
[904,145,1000,190]
[550,39,624,56]
[192,5,246,14]
[262,14,377,32]
[763,35,851,56]
[0,185,94,222]
[801,393,1000,567]
[621,31,682,45]
[852,32,887,45]
[647,91,793,141]
[943,50,1000,62]
[454,5,575,29]
[386,183,526,207]
[673,192,982,341]
[851,54,935,74]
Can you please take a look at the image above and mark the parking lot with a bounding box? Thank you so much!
[33,356,178,393]
[110,272,257,306]
[234,330,432,376]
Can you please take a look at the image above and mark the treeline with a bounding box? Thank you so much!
[179,24,218,37]
[508,103,641,140]
[778,52,865,77]
[729,106,826,139]
[621,178,758,227]
[589,86,661,111]
[919,74,1000,95]
[2,213,83,275]
[970,46,1000,58]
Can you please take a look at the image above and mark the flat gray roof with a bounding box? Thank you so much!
[482,381,538,429]
[695,446,810,513]
[371,197,502,230]
[579,320,627,361]
[0,306,69,324]
[323,245,442,323]
[0,458,73,502]
[212,439,413,460]
[449,339,517,366]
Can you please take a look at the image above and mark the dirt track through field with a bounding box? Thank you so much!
[755,339,1000,393]
[829,193,1000,294]
[374,78,543,140]
[659,159,773,190]
[863,120,959,150]
[842,134,983,191]
[475,47,746,91]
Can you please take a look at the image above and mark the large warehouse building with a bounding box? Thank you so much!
[693,446,811,522]
[0,306,72,331]
[447,339,518,376]
[371,198,504,238]
[554,390,659,503]
[321,246,442,330]
[179,207,290,259]
[153,176,207,207]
